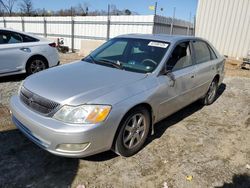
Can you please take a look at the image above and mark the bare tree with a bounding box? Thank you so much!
[124,9,132,15]
[110,4,118,15]
[77,2,89,16]
[19,0,33,16]
[0,3,4,16]
[0,0,17,15]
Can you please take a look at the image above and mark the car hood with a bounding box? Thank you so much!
[23,61,147,105]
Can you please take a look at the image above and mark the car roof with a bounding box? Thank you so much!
[0,27,48,42]
[117,34,203,43]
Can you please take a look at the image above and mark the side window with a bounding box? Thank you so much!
[193,41,212,64]
[0,32,4,44]
[8,32,23,44]
[166,42,193,71]
[97,41,127,58]
[0,32,11,44]
[0,31,23,44]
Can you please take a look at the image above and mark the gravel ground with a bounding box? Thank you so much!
[0,54,249,188]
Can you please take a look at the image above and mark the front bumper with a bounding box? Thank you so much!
[10,96,118,157]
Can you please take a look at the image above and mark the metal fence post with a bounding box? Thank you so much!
[21,17,25,32]
[43,17,47,38]
[106,4,110,41]
[187,25,190,36]
[187,12,191,36]
[3,18,6,28]
[170,7,176,35]
[71,17,75,53]
[152,15,156,34]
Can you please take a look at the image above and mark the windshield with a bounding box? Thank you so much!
[84,38,169,73]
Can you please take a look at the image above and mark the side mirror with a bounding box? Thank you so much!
[160,68,176,87]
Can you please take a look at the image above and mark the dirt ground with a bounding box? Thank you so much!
[0,53,249,188]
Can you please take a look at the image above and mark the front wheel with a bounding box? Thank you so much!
[201,79,218,105]
[26,59,47,75]
[114,107,150,157]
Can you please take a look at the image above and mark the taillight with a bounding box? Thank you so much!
[49,42,56,48]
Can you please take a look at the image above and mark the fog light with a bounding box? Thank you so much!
[56,143,90,153]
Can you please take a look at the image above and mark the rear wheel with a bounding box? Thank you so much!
[26,58,47,75]
[201,78,218,105]
[114,107,150,157]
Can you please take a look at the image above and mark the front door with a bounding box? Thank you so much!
[156,41,198,121]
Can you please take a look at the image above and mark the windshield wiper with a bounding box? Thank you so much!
[97,59,123,70]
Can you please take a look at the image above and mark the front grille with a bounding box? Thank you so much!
[20,87,60,115]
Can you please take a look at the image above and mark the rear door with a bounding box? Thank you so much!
[156,41,198,120]
[0,30,33,74]
[192,40,218,97]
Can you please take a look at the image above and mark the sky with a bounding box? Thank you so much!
[33,0,198,21]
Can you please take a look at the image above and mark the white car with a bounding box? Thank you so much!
[0,28,59,77]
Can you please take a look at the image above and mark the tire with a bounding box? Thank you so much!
[201,78,218,105]
[26,58,47,75]
[114,106,151,157]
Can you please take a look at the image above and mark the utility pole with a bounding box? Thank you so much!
[193,15,196,36]
[71,6,73,17]
[170,7,176,35]
[187,12,191,35]
[154,1,158,16]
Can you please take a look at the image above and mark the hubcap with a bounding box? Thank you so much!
[208,82,217,102]
[30,60,46,73]
[123,113,146,149]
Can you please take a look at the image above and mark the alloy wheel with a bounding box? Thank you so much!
[123,113,146,149]
[30,60,46,74]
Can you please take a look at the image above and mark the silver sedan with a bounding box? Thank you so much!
[10,34,225,157]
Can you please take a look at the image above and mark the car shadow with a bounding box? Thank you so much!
[83,150,118,162]
[215,174,250,188]
[216,83,226,101]
[0,74,27,83]
[0,129,79,188]
[147,83,226,144]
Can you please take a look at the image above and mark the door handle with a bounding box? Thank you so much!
[20,48,31,53]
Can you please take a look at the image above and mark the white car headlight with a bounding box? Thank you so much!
[53,105,111,124]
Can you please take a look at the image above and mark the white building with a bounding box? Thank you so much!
[195,0,250,59]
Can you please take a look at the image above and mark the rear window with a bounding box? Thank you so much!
[21,34,39,43]
[208,45,217,60]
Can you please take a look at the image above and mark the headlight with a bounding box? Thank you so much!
[53,105,111,124]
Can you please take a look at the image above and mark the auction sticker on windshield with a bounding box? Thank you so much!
[148,41,169,48]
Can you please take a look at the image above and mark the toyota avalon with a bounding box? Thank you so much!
[10,34,225,157]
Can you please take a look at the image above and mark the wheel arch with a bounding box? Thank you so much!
[214,74,220,83]
[111,102,154,149]
[25,54,49,72]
